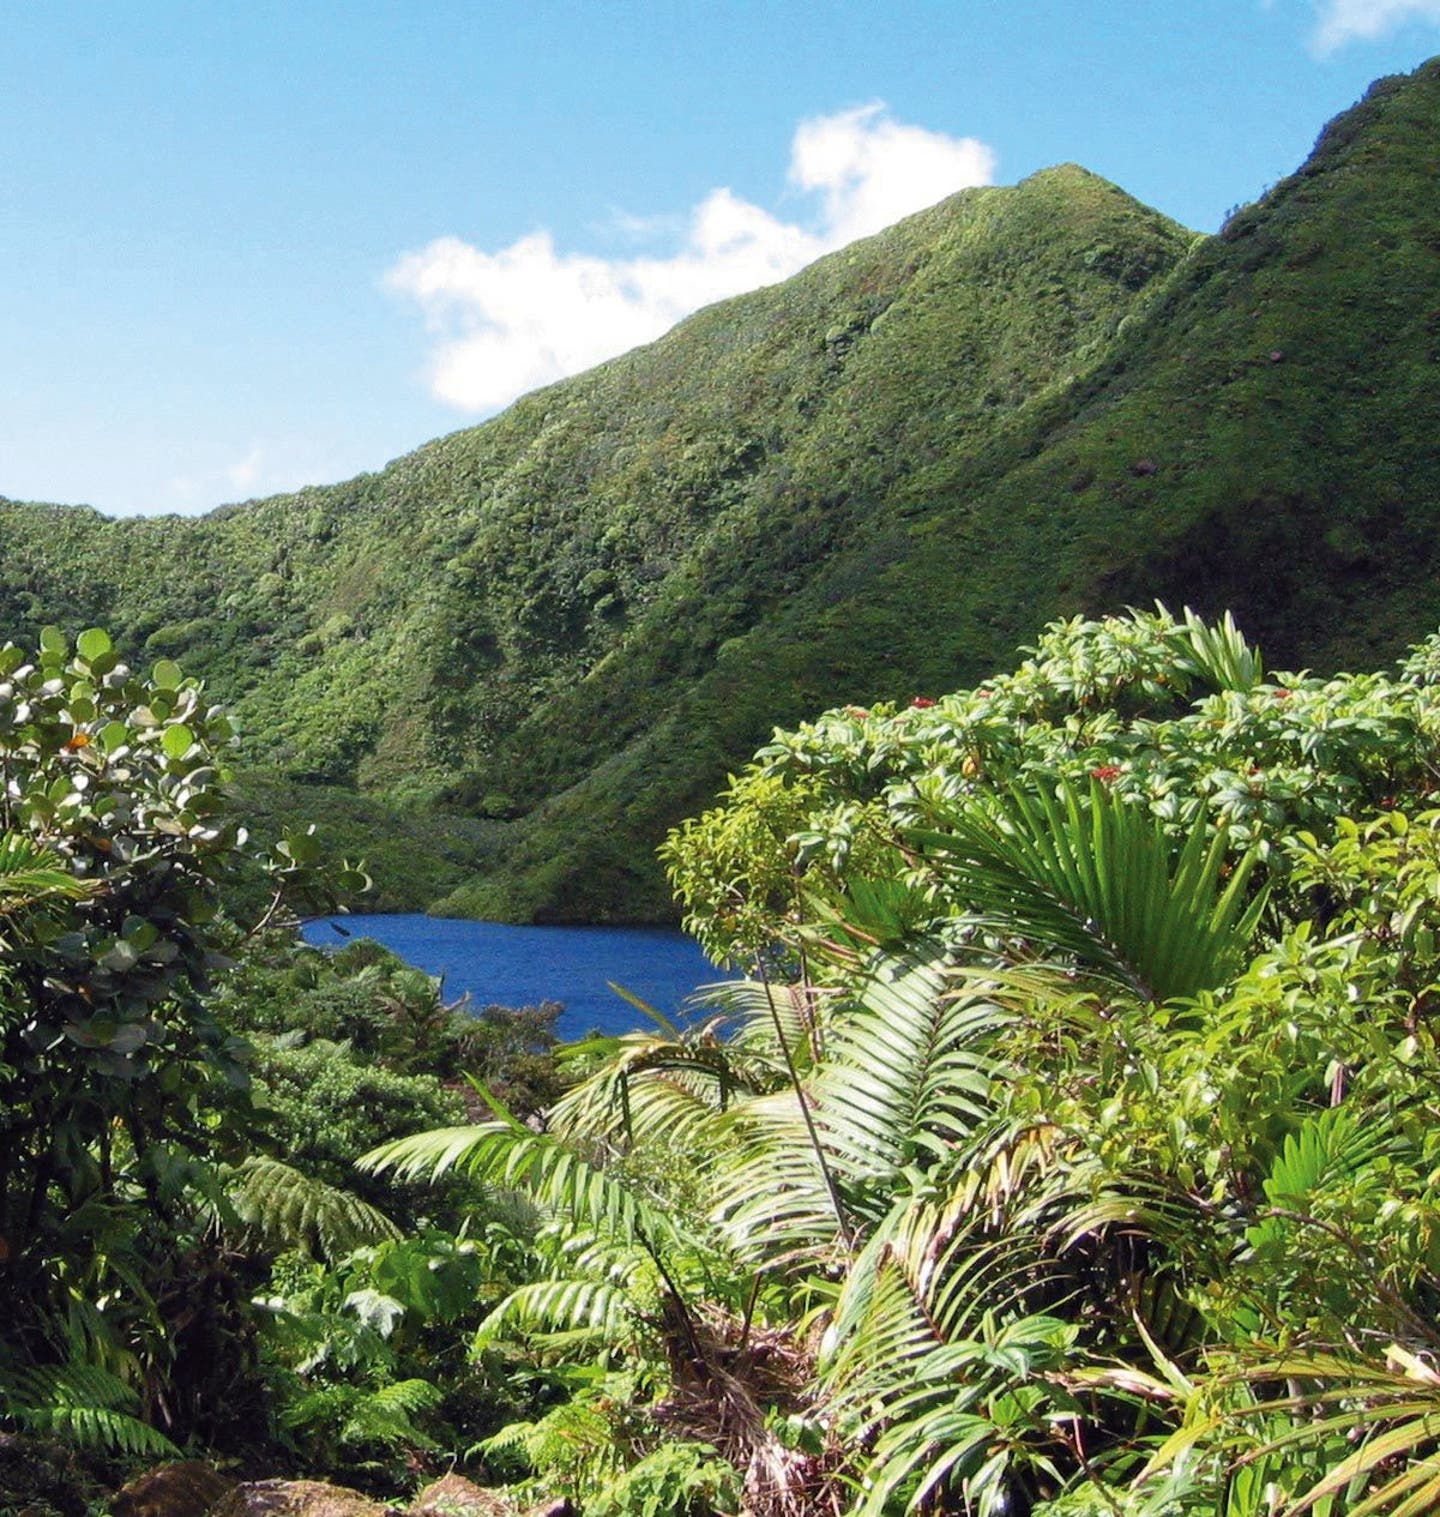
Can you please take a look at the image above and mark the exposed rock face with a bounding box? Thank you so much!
[109,1462,236,1517]
[405,1473,510,1515]
[208,1480,395,1517]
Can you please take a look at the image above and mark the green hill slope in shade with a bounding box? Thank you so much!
[3,59,1439,921]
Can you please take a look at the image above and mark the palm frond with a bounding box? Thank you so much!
[360,1119,668,1250]
[0,832,96,914]
[911,780,1264,1002]
[1170,605,1265,693]
[548,1028,758,1153]
[705,974,831,1074]
[1238,1350,1440,1517]
[818,954,1006,1179]
[473,1278,637,1349]
[715,952,1009,1262]
[821,1193,1076,1516]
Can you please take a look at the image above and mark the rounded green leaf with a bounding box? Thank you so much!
[152,659,183,690]
[77,628,112,662]
[39,626,67,657]
[162,724,195,760]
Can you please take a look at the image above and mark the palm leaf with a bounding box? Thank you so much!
[1235,1351,1440,1517]
[821,1192,1075,1516]
[910,780,1264,1002]
[1169,605,1265,694]
[715,952,1008,1263]
[473,1277,636,1349]
[0,832,96,914]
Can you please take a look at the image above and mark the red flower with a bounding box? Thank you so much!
[1090,765,1123,784]
[1274,688,1291,701]
[845,706,870,720]
[911,696,937,709]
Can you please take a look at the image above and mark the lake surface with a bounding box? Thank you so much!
[300,914,725,1040]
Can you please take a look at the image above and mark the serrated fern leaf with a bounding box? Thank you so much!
[8,1364,179,1457]
[231,1156,403,1261]
[340,1377,443,1450]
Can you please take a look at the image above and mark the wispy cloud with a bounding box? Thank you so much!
[166,443,321,514]
[1311,0,1440,52]
[387,105,995,414]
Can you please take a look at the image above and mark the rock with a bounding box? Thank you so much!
[406,1473,510,1515]
[110,1462,236,1517]
[209,1480,395,1517]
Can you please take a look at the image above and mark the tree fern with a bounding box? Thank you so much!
[230,1155,403,1261]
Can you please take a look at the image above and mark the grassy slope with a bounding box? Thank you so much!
[445,60,1440,920]
[0,163,1189,916]
[2,60,1437,920]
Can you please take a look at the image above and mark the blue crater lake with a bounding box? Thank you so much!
[300,914,726,1041]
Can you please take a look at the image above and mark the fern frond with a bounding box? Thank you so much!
[230,1156,402,1261]
[340,1377,443,1450]
[8,1363,180,1458]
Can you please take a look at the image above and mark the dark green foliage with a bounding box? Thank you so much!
[247,1041,464,1205]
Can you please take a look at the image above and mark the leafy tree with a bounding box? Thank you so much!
[0,628,359,1451]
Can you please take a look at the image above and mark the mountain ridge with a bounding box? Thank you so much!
[3,59,1438,921]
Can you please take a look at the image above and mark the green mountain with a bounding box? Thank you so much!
[4,60,1439,922]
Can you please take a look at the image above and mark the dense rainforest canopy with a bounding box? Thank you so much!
[2,59,1439,923]
[7,607,1440,1515]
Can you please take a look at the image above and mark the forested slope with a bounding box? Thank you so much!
[2,59,1438,920]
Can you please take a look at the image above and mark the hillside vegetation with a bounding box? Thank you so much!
[3,59,1438,921]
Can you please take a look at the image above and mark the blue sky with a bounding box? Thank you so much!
[3,1,1438,516]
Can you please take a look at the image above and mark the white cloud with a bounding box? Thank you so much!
[1312,0,1440,52]
[388,105,996,414]
[789,103,997,245]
